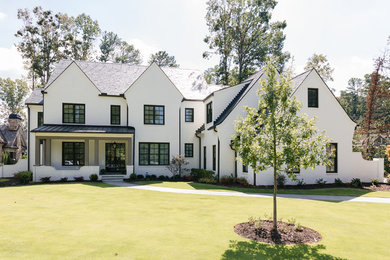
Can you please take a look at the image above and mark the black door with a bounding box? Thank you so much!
[105,143,126,173]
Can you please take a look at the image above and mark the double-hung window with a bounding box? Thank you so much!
[63,103,85,124]
[110,105,121,125]
[206,102,212,123]
[139,143,169,165]
[185,108,194,122]
[38,112,43,127]
[308,88,319,108]
[62,142,85,166]
[144,105,164,125]
[185,143,193,157]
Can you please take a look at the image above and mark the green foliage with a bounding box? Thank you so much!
[148,51,178,67]
[295,179,305,186]
[14,171,32,184]
[334,178,343,186]
[338,78,366,122]
[74,176,84,182]
[287,217,296,226]
[304,53,334,82]
[220,175,235,185]
[40,176,51,183]
[129,173,137,180]
[198,177,217,184]
[370,178,380,186]
[136,174,144,180]
[190,168,215,180]
[60,177,68,182]
[114,41,142,64]
[89,174,98,181]
[150,174,157,180]
[276,174,286,187]
[315,178,327,185]
[0,78,29,123]
[236,177,249,186]
[158,175,167,181]
[351,178,362,188]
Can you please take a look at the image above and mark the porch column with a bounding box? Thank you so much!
[94,139,99,166]
[44,138,51,166]
[35,137,40,165]
[128,138,132,165]
[85,139,89,166]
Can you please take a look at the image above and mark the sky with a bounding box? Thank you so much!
[0,0,389,95]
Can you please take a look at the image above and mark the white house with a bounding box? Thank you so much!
[25,60,383,184]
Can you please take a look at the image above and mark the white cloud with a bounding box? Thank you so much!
[127,38,160,65]
[0,12,6,20]
[0,46,27,79]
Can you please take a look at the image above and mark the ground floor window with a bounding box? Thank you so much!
[326,143,338,173]
[243,164,248,173]
[185,143,193,157]
[203,146,206,169]
[62,142,85,166]
[139,143,169,165]
[212,145,216,171]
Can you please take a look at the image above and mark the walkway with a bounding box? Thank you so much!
[103,180,390,204]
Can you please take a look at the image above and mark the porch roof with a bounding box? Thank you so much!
[31,124,135,134]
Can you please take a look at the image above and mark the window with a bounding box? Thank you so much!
[139,143,169,165]
[110,105,121,125]
[38,112,43,127]
[144,105,164,125]
[243,164,248,173]
[206,102,212,123]
[203,146,207,169]
[185,143,193,157]
[308,88,319,108]
[326,143,338,173]
[212,145,216,171]
[63,103,85,124]
[62,142,85,166]
[185,108,194,122]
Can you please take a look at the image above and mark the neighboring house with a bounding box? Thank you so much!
[25,60,383,183]
[0,114,27,165]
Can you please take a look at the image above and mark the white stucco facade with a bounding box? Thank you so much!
[26,60,383,183]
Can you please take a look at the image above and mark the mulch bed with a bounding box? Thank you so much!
[363,183,390,192]
[234,220,322,245]
[0,178,20,187]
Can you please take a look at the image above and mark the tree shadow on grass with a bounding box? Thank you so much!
[221,240,346,260]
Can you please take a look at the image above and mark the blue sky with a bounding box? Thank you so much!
[0,0,389,94]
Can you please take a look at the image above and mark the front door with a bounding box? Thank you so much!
[105,143,126,173]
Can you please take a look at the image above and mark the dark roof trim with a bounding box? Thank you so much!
[99,93,126,98]
[25,103,43,106]
[31,124,135,134]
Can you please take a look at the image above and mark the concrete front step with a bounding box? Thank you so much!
[101,175,126,181]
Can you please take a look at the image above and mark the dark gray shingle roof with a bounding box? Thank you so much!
[25,88,44,105]
[31,124,135,134]
[291,70,311,93]
[0,125,22,148]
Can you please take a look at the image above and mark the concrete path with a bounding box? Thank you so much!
[103,180,390,204]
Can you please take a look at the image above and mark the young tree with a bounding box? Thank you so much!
[304,54,334,82]
[166,155,189,178]
[148,51,178,67]
[233,58,330,230]
[99,31,121,62]
[114,41,142,64]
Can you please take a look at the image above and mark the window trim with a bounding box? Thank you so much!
[185,108,194,122]
[62,103,85,124]
[184,143,194,158]
[62,142,85,166]
[308,88,319,108]
[38,112,43,127]
[326,143,338,173]
[203,146,207,169]
[144,105,165,125]
[138,142,170,166]
[110,105,121,125]
[243,164,248,173]
[212,145,216,171]
[206,102,213,124]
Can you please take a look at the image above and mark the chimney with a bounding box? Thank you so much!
[8,114,22,131]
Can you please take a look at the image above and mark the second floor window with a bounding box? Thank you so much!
[111,105,120,125]
[38,112,43,127]
[185,108,194,122]
[308,88,319,108]
[63,103,85,124]
[144,105,164,125]
[206,102,212,123]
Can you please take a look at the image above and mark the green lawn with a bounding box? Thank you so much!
[0,183,389,259]
[132,181,390,198]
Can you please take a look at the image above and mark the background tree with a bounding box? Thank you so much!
[98,32,141,64]
[233,58,330,231]
[338,78,366,122]
[204,0,289,85]
[0,78,30,125]
[99,31,120,62]
[148,51,178,67]
[114,41,142,64]
[304,53,334,82]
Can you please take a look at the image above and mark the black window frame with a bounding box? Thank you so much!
[185,108,194,122]
[62,142,85,166]
[62,103,85,124]
[110,105,121,125]
[212,145,216,171]
[184,143,194,158]
[144,105,165,125]
[38,112,43,127]
[139,142,170,166]
[326,143,338,173]
[243,164,248,173]
[203,146,207,169]
[206,102,213,124]
[308,88,319,108]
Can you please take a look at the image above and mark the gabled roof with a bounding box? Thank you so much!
[0,125,26,148]
[25,88,44,105]
[291,70,311,94]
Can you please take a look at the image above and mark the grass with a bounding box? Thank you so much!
[0,183,389,259]
[132,181,390,198]
[0,178,10,182]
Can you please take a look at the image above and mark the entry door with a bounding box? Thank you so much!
[105,143,126,173]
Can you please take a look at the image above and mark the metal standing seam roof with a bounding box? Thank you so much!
[31,124,135,134]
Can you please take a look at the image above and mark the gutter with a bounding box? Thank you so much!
[195,132,201,169]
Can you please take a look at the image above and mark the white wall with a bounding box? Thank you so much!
[0,159,28,178]
[33,165,100,182]
[28,105,43,171]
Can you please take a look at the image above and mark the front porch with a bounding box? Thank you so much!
[31,125,135,181]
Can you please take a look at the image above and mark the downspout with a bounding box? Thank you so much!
[195,133,201,169]
[229,140,237,178]
[27,106,30,172]
[217,138,220,182]
[133,131,136,174]
[179,107,181,175]
[127,105,129,126]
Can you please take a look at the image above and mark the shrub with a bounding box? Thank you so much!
[129,173,136,181]
[316,178,327,185]
[100,169,105,175]
[40,176,51,183]
[89,174,98,181]
[277,174,286,187]
[182,174,193,181]
[334,178,343,186]
[74,176,84,182]
[351,178,362,188]
[370,178,380,186]
[236,177,249,186]
[198,177,217,184]
[287,217,296,225]
[220,175,235,185]
[14,171,32,184]
[190,168,215,180]
[60,177,68,182]
[150,174,157,180]
[136,174,144,180]
[158,175,166,180]
[296,178,305,186]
